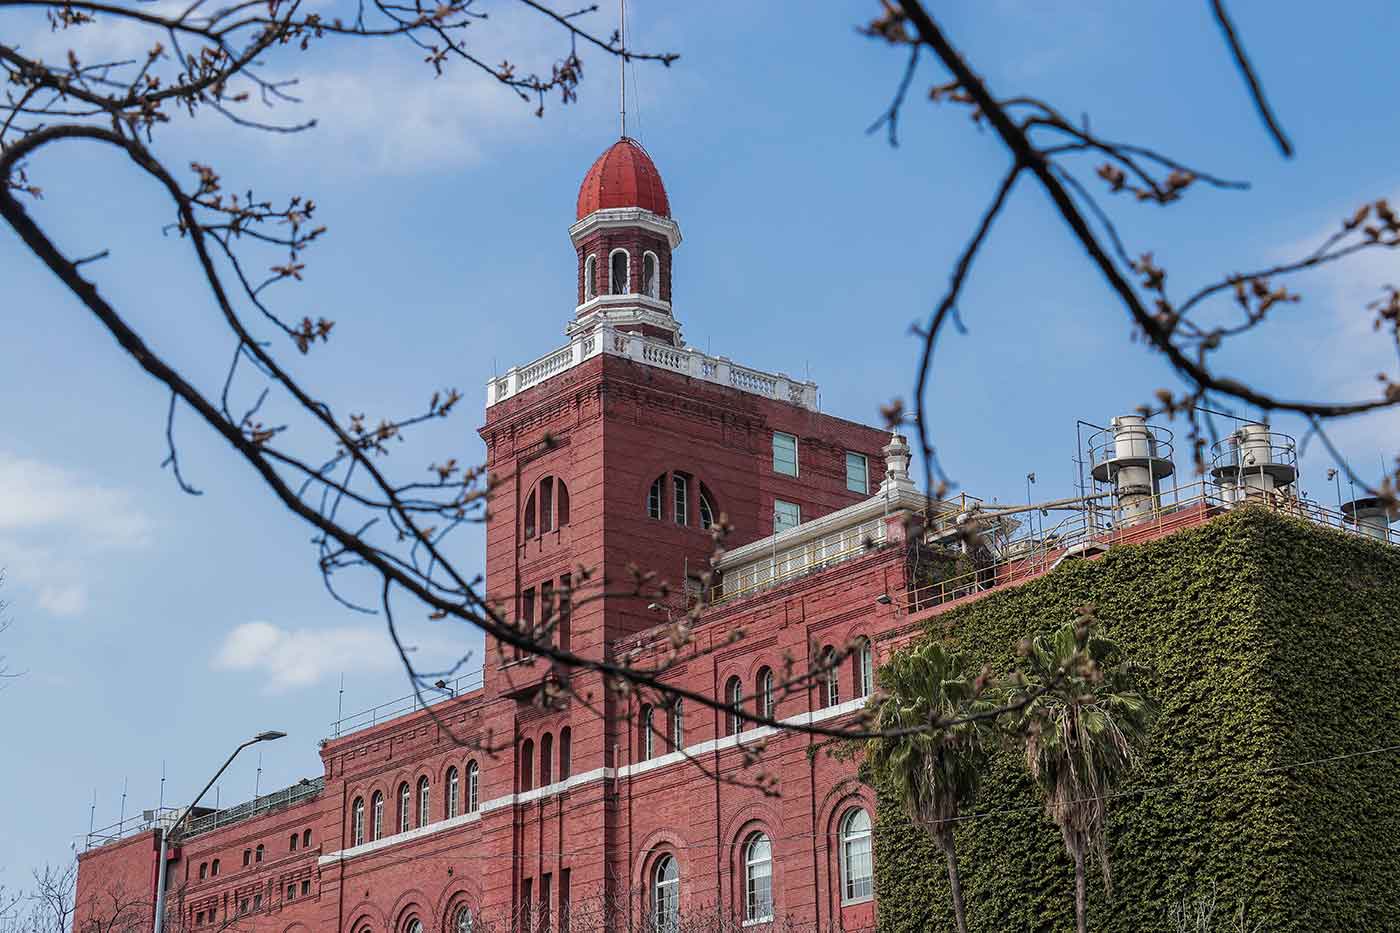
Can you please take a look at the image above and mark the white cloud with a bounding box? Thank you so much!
[0,453,154,618]
[213,620,402,692]
[0,452,154,548]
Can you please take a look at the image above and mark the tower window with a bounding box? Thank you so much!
[640,706,656,760]
[758,667,775,720]
[610,249,630,294]
[670,700,684,751]
[821,645,840,708]
[643,252,659,299]
[559,727,572,781]
[698,484,717,530]
[523,490,536,539]
[351,799,364,847]
[772,432,798,476]
[521,739,534,791]
[558,572,572,652]
[467,761,480,813]
[398,782,411,833]
[417,776,430,827]
[855,637,873,698]
[840,808,874,902]
[648,475,664,520]
[446,766,460,819]
[726,676,744,736]
[846,452,869,494]
[540,476,554,533]
[540,733,554,786]
[744,832,774,923]
[371,791,384,840]
[557,481,570,526]
[584,254,597,299]
[773,499,801,534]
[673,473,690,526]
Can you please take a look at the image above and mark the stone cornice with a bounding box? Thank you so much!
[569,207,682,249]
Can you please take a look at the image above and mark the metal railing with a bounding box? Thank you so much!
[905,479,1399,612]
[184,778,325,838]
[80,807,180,853]
[329,668,485,739]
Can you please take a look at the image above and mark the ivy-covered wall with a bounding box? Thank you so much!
[872,506,1400,932]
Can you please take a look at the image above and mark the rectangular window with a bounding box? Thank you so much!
[773,499,801,534]
[301,880,311,897]
[518,587,535,659]
[540,872,552,933]
[558,573,572,652]
[772,432,798,476]
[541,580,556,645]
[673,473,689,526]
[845,451,869,494]
[521,878,533,933]
[287,884,296,900]
[253,894,262,911]
[560,869,571,933]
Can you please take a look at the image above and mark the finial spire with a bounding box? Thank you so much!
[619,0,627,138]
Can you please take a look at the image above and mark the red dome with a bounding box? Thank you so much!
[576,137,670,220]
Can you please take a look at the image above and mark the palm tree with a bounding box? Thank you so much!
[867,642,989,933]
[1010,617,1155,933]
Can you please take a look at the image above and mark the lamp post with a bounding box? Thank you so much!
[152,730,286,933]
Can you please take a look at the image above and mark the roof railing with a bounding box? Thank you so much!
[328,668,485,739]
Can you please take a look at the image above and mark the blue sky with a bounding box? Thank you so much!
[3,1,1398,881]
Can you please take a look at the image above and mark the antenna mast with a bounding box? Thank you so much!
[619,0,626,137]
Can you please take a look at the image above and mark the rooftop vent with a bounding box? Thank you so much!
[1342,496,1399,541]
[1210,423,1297,503]
[1088,415,1175,526]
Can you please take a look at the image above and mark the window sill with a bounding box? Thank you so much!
[840,896,873,907]
[742,917,775,928]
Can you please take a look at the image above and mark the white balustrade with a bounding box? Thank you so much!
[486,327,818,411]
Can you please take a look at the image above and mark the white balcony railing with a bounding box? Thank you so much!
[486,325,819,411]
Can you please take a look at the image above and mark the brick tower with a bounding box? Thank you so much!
[476,136,892,917]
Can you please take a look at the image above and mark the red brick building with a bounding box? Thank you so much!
[76,138,1367,933]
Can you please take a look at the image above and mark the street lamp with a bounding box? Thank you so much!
[152,730,286,933]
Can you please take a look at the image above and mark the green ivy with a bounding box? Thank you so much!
[871,506,1400,932]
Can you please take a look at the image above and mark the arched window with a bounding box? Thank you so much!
[671,701,684,751]
[466,762,480,813]
[647,475,664,520]
[446,767,460,819]
[557,481,570,526]
[403,918,423,933]
[640,706,655,760]
[540,733,554,786]
[839,809,873,903]
[584,254,597,300]
[558,728,572,781]
[855,637,873,698]
[351,799,365,847]
[744,832,774,923]
[651,854,679,933]
[673,472,690,526]
[523,490,537,539]
[758,667,776,720]
[642,252,659,299]
[242,849,251,867]
[454,905,474,933]
[302,829,311,849]
[198,863,207,880]
[210,859,219,877]
[417,776,430,827]
[255,844,264,863]
[726,676,744,736]
[398,782,411,833]
[821,646,840,708]
[540,476,554,533]
[610,249,629,294]
[521,739,535,791]
[698,484,717,530]
[371,791,384,840]
[289,833,298,852]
